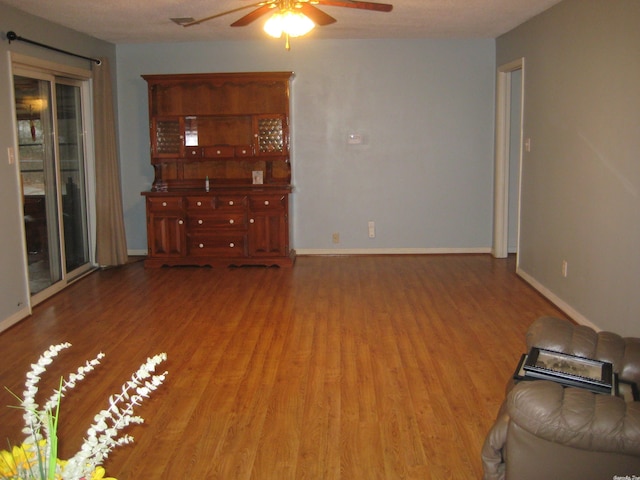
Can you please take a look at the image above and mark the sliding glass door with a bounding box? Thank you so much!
[56,81,90,273]
[14,72,92,298]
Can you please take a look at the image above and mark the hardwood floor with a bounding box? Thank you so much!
[0,254,566,479]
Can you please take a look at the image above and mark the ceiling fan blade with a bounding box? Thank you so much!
[231,4,276,26]
[298,4,337,26]
[183,2,270,27]
[314,0,393,12]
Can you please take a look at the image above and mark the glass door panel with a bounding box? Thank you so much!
[56,82,90,273]
[14,72,92,299]
[15,75,62,295]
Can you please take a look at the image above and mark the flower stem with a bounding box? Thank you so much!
[47,378,63,479]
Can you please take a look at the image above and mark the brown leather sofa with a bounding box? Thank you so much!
[482,316,640,480]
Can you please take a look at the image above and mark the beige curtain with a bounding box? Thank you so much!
[92,58,128,266]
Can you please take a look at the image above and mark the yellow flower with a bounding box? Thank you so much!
[90,465,118,480]
[0,447,18,475]
[0,444,113,480]
[0,443,38,475]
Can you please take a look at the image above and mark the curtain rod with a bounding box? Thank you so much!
[6,31,101,65]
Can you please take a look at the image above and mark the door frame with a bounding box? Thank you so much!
[10,53,96,307]
[492,57,525,260]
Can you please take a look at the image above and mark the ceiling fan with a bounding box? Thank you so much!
[182,0,394,49]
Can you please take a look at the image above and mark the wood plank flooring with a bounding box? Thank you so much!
[0,254,567,479]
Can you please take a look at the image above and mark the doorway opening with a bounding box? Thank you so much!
[492,58,525,261]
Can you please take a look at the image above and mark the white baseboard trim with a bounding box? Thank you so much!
[129,248,492,257]
[0,306,31,334]
[516,266,601,332]
[295,247,492,256]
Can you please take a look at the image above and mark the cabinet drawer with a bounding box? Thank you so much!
[185,147,202,158]
[147,196,183,212]
[235,145,253,157]
[203,145,235,158]
[188,235,246,257]
[187,213,246,229]
[186,196,215,210]
[216,196,247,209]
[249,195,286,211]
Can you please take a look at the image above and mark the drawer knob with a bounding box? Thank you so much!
[241,149,247,154]
[197,201,202,206]
[198,219,203,225]
[264,200,269,206]
[199,243,204,248]
[217,150,222,155]
[229,219,234,224]
[229,200,234,206]
[191,150,197,155]
[250,218,254,224]
[178,220,184,225]
[162,201,167,207]
[229,242,235,248]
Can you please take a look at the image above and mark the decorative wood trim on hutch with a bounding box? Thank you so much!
[141,72,295,267]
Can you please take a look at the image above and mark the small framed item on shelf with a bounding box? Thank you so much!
[523,347,614,394]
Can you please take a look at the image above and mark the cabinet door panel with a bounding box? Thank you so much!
[249,213,287,257]
[149,215,185,257]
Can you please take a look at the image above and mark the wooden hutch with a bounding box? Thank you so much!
[141,72,295,267]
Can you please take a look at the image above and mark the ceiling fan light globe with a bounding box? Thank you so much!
[284,10,315,37]
[264,10,315,38]
[264,12,284,38]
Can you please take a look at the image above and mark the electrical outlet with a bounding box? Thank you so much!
[562,260,568,278]
[368,221,375,238]
[332,232,340,244]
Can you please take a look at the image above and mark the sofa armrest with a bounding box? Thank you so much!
[508,380,640,456]
[481,406,509,480]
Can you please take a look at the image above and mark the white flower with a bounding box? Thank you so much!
[64,352,168,478]
[8,343,168,480]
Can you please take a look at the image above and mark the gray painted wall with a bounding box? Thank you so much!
[0,4,116,325]
[497,0,640,336]
[116,39,496,254]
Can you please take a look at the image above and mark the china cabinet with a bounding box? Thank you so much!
[141,72,294,267]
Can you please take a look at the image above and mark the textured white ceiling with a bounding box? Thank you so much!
[1,0,562,44]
